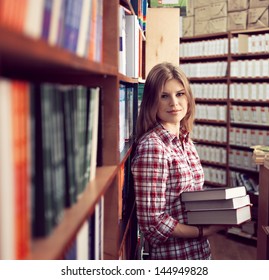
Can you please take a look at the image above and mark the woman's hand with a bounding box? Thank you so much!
[202,225,229,237]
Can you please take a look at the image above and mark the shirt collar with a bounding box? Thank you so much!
[154,123,189,144]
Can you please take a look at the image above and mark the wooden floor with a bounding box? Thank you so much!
[208,232,257,260]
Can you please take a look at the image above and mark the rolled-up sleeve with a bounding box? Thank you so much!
[131,139,178,247]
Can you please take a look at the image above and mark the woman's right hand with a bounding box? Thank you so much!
[203,225,230,237]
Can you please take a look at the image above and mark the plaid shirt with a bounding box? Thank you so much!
[131,123,211,260]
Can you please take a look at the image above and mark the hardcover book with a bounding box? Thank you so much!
[186,205,251,225]
[181,186,247,202]
[183,194,251,211]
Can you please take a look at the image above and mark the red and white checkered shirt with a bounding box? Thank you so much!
[131,123,211,259]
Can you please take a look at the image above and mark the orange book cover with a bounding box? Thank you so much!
[11,81,30,259]
[0,0,27,32]
[87,0,97,61]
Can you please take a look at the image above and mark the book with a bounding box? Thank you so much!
[0,79,15,259]
[181,186,247,202]
[24,0,45,38]
[48,0,63,45]
[186,205,252,225]
[183,194,251,211]
[76,0,92,56]
[125,14,139,78]
[76,220,89,260]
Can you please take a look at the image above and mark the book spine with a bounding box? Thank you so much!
[41,0,53,40]
[0,79,15,259]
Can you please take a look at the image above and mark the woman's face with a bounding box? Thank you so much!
[156,78,188,127]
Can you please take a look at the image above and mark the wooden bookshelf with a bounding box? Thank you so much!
[179,29,269,242]
[28,166,118,260]
[0,0,144,260]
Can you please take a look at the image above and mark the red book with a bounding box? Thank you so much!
[11,81,30,259]
[0,0,27,32]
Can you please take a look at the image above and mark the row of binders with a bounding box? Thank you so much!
[181,186,251,225]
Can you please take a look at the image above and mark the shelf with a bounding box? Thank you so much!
[180,54,227,62]
[230,100,269,106]
[189,77,228,82]
[195,119,227,126]
[27,165,118,260]
[0,26,117,82]
[193,139,227,147]
[231,27,269,35]
[119,73,139,84]
[180,32,228,42]
[204,181,227,188]
[227,227,257,242]
[230,122,269,129]
[195,98,228,104]
[231,52,269,60]
[230,77,269,82]
[229,144,253,151]
[229,166,258,173]
[120,140,134,165]
[201,161,227,168]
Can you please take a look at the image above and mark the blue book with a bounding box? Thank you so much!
[41,0,53,40]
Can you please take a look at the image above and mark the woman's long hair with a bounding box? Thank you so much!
[135,62,195,140]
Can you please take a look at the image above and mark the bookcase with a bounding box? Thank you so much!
[0,0,144,260]
[180,27,269,240]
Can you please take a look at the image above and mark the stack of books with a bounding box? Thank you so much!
[181,186,251,225]
[251,145,269,165]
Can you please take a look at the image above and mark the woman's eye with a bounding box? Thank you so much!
[161,94,168,98]
[177,92,184,96]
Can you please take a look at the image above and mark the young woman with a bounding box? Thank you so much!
[131,62,225,260]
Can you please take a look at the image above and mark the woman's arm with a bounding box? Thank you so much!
[171,223,228,239]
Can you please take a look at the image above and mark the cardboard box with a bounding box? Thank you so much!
[182,16,194,37]
[195,5,211,21]
[228,0,249,12]
[194,0,210,8]
[249,0,269,8]
[228,10,248,30]
[210,1,228,19]
[195,20,210,35]
[248,7,269,29]
[186,0,194,16]
[210,16,228,33]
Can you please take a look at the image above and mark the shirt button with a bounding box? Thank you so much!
[149,227,155,232]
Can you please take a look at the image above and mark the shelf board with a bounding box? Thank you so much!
[193,139,227,147]
[180,32,228,42]
[231,52,269,59]
[0,26,117,81]
[230,77,269,82]
[201,161,227,168]
[195,119,227,126]
[120,140,134,164]
[229,165,258,173]
[231,27,269,35]
[230,100,269,106]
[195,98,228,104]
[27,165,118,260]
[230,122,269,129]
[180,54,228,62]
[119,73,138,84]
[189,77,228,82]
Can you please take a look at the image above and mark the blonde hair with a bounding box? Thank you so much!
[136,62,195,140]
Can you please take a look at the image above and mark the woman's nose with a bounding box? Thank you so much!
[169,96,177,106]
